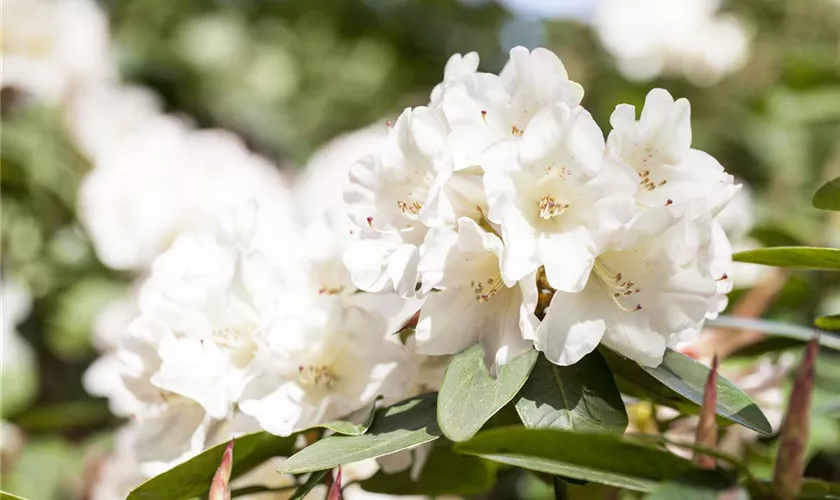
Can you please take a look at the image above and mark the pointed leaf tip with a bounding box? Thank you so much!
[209,439,234,500]
[773,337,818,499]
[327,467,343,500]
[695,355,718,470]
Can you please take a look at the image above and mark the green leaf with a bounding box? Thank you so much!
[816,315,840,331]
[733,247,840,270]
[278,393,441,474]
[455,427,696,492]
[317,399,378,436]
[797,478,840,499]
[437,346,538,442]
[645,470,737,500]
[288,470,329,499]
[128,432,297,500]
[360,441,495,496]
[128,402,377,500]
[514,351,627,433]
[813,177,840,211]
[602,348,772,435]
[0,491,29,500]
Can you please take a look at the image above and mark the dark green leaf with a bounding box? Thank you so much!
[816,315,840,332]
[278,394,441,474]
[128,432,297,500]
[514,351,627,433]
[645,470,736,500]
[601,348,772,435]
[813,177,840,212]
[733,247,840,270]
[360,441,495,496]
[288,470,328,500]
[455,426,696,492]
[437,346,538,442]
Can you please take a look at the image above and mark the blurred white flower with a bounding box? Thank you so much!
[0,420,26,473]
[78,123,296,270]
[83,286,143,416]
[239,296,414,436]
[1,0,114,101]
[293,122,389,231]
[66,84,165,161]
[416,218,538,375]
[1,279,37,415]
[594,0,751,85]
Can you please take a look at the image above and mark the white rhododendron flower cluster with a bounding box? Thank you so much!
[1,0,114,102]
[594,0,751,85]
[344,47,738,373]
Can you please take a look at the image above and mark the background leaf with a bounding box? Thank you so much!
[816,315,840,332]
[645,470,736,500]
[514,351,627,433]
[128,432,297,500]
[437,346,538,442]
[733,247,840,270]
[601,348,772,435]
[813,177,840,211]
[455,426,697,492]
[0,491,29,500]
[278,393,441,474]
[360,441,495,496]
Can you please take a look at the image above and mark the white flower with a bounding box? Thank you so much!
[429,51,480,110]
[1,0,114,101]
[607,88,738,214]
[440,46,584,170]
[66,84,164,161]
[1,279,37,415]
[239,297,414,436]
[293,122,389,231]
[138,220,289,420]
[594,0,751,85]
[343,107,450,297]
[536,208,718,366]
[415,218,537,374]
[83,286,143,416]
[78,123,295,270]
[483,102,637,292]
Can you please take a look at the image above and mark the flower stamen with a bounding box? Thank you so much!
[298,365,338,388]
[471,276,505,303]
[593,261,642,312]
[539,196,569,219]
[397,200,423,215]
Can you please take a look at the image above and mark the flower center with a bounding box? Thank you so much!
[298,365,338,388]
[397,200,423,215]
[538,196,569,220]
[318,285,344,295]
[212,325,258,367]
[639,169,668,192]
[470,275,505,303]
[593,261,642,312]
